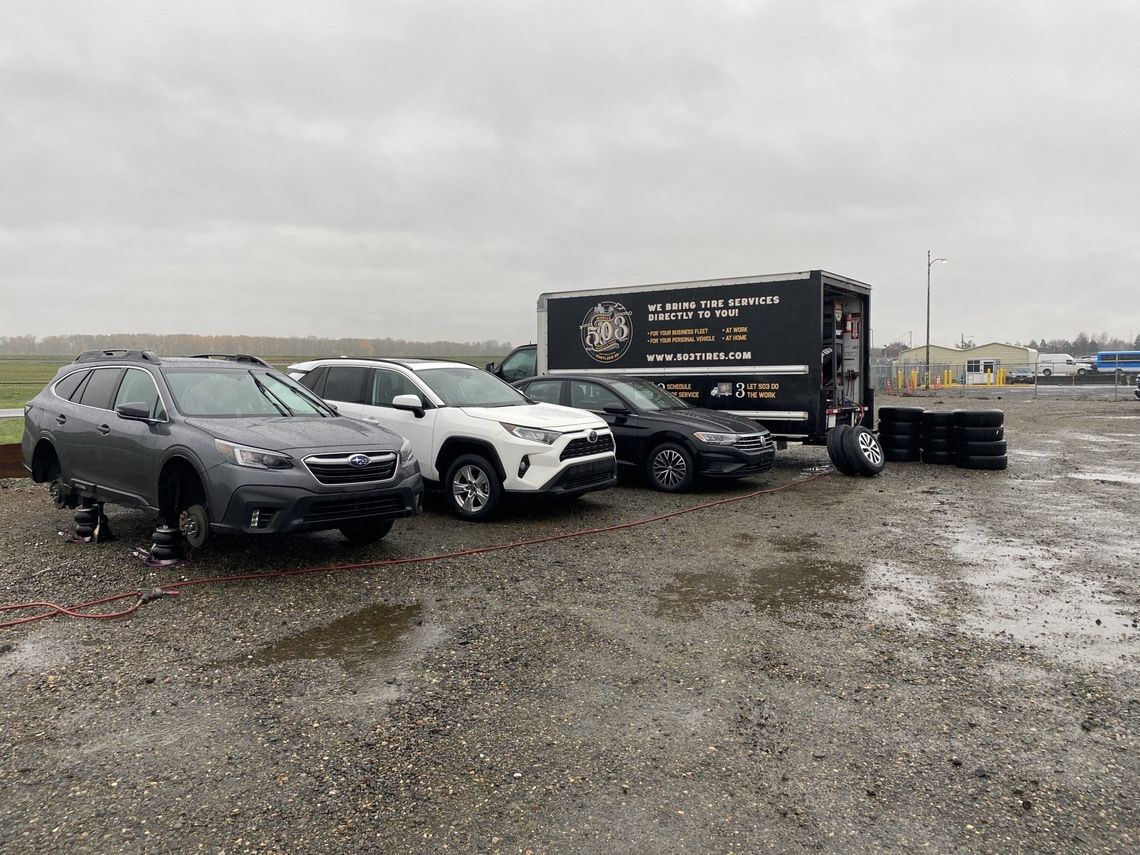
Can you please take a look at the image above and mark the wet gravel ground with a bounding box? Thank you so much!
[1,394,1138,854]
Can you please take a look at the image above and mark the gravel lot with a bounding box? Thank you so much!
[2,394,1138,854]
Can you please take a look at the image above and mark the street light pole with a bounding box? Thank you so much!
[925,250,948,390]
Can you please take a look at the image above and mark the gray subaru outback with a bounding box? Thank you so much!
[21,351,424,548]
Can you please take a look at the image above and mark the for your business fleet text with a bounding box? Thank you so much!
[647,295,780,322]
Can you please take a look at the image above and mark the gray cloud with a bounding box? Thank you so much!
[2,0,1138,346]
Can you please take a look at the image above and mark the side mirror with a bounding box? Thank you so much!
[603,403,632,416]
[116,401,156,422]
[485,361,496,372]
[392,394,426,419]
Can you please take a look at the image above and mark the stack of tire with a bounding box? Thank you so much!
[825,424,886,476]
[952,409,1007,470]
[919,410,956,465]
[876,406,924,462]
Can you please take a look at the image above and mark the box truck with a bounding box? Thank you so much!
[492,270,875,446]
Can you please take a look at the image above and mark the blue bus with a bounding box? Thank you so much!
[1094,351,1140,375]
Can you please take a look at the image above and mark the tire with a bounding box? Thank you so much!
[445,454,503,520]
[877,406,924,424]
[1042,368,1052,376]
[826,426,857,476]
[957,440,1008,456]
[646,442,695,492]
[879,434,922,452]
[921,411,955,428]
[921,426,953,441]
[878,424,921,441]
[921,450,955,465]
[952,409,1005,428]
[955,425,1005,442]
[884,447,920,463]
[841,426,886,476]
[339,518,394,544]
[1077,368,1087,376]
[921,439,954,453]
[955,454,1009,470]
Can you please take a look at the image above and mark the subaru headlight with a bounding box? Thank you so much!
[398,437,419,476]
[215,439,293,470]
[693,432,739,446]
[500,423,561,444]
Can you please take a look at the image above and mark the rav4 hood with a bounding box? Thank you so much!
[185,416,403,452]
[460,403,606,431]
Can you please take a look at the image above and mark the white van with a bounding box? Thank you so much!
[1036,353,1091,376]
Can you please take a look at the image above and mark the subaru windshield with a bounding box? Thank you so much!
[165,369,334,417]
[417,367,530,408]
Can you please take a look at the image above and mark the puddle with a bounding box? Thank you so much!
[1009,449,1056,459]
[655,558,859,619]
[248,603,427,674]
[1064,432,1129,445]
[864,561,940,630]
[1066,471,1140,486]
[944,523,1137,668]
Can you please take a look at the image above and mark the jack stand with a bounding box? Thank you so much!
[135,523,185,566]
[71,503,115,543]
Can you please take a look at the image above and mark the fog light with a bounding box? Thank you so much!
[518,455,530,477]
[250,509,261,527]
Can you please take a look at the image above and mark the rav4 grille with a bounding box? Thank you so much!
[560,433,615,461]
[303,451,398,484]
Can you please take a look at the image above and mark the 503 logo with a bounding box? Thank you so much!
[580,301,633,363]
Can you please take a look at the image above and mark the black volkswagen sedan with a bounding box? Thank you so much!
[513,374,775,492]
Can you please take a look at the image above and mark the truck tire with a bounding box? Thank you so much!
[879,423,920,440]
[1042,368,1052,376]
[841,426,886,476]
[921,425,953,440]
[921,438,953,454]
[826,426,857,475]
[646,442,695,492]
[445,454,503,520]
[921,411,955,428]
[879,434,922,452]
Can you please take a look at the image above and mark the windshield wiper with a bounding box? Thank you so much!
[249,372,293,416]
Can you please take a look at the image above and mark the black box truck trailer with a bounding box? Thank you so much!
[492,270,875,451]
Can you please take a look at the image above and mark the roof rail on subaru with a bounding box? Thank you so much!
[74,350,161,364]
[189,353,272,367]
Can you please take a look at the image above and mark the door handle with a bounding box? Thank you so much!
[98,424,111,436]
[56,415,66,425]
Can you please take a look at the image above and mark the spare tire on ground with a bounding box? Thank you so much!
[842,425,886,476]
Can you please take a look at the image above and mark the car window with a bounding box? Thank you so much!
[569,381,623,411]
[297,365,328,395]
[322,366,369,404]
[609,378,687,411]
[417,367,528,407]
[500,348,536,381]
[54,369,89,401]
[113,368,167,420]
[522,379,562,405]
[78,368,125,410]
[368,369,423,407]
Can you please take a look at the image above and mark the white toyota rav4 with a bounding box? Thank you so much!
[288,358,617,520]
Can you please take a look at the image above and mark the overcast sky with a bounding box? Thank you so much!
[2,0,1138,349]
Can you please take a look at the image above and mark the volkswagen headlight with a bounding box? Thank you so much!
[215,439,293,470]
[501,423,561,445]
[693,432,739,446]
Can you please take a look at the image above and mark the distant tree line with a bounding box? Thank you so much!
[0,334,514,359]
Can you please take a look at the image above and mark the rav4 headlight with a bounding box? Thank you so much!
[500,422,561,445]
[693,431,740,446]
[215,439,293,470]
